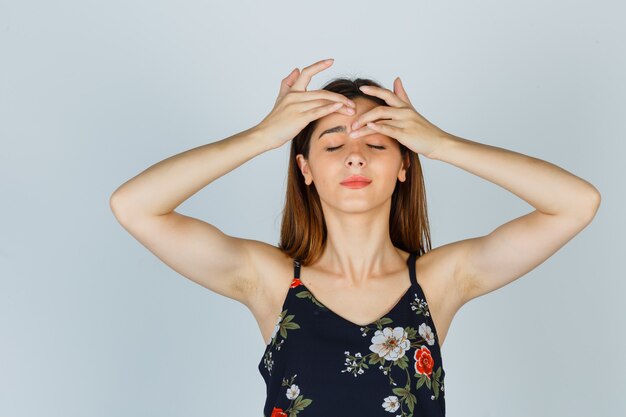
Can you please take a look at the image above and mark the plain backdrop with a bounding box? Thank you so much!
[1,1,624,416]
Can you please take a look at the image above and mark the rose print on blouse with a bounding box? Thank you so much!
[270,374,313,417]
[413,345,444,400]
[283,270,445,416]
[336,294,444,417]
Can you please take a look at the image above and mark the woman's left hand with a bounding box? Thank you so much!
[349,78,449,159]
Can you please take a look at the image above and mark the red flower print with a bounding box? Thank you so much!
[290,278,303,288]
[414,346,434,378]
[271,406,288,417]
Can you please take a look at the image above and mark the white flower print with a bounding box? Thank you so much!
[418,322,436,346]
[286,383,300,400]
[262,311,298,376]
[341,351,367,376]
[382,395,400,412]
[410,294,431,317]
[262,350,274,375]
[370,326,411,361]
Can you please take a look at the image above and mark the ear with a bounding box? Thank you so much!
[296,154,314,185]
[397,152,410,182]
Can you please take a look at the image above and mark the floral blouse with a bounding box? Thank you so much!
[258,251,446,417]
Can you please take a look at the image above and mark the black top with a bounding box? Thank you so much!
[258,251,446,416]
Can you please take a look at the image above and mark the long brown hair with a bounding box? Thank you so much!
[277,77,431,265]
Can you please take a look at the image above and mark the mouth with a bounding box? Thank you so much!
[340,175,372,185]
[340,175,372,189]
[341,181,371,189]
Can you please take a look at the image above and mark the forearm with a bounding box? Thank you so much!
[110,125,272,219]
[431,132,601,220]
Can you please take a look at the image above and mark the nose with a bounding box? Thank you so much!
[345,153,365,167]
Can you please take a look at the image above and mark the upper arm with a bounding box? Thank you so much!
[456,200,600,304]
[111,205,263,307]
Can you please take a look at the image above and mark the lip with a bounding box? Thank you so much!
[341,181,371,189]
[340,175,372,185]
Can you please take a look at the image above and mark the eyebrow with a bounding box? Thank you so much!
[318,125,347,140]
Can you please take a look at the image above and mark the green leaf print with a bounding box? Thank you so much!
[396,355,409,370]
[295,290,326,309]
[278,312,301,340]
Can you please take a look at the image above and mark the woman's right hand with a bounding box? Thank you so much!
[254,59,357,149]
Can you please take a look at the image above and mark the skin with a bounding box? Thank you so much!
[295,96,414,283]
[110,58,602,348]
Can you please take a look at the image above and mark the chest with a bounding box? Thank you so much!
[297,272,413,327]
[254,264,451,350]
[256,265,449,417]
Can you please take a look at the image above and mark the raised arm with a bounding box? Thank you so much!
[109,58,357,307]
[109,127,274,305]
[430,133,601,305]
[346,79,601,312]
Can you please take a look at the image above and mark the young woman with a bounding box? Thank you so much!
[110,58,601,417]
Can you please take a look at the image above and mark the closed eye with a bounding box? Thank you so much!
[326,145,386,152]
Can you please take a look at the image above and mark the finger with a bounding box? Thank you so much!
[393,77,413,106]
[296,99,355,117]
[292,58,334,91]
[291,90,356,108]
[359,84,407,108]
[303,101,346,120]
[334,104,357,116]
[278,67,301,97]
[352,106,411,130]
[362,121,402,137]
[350,119,404,138]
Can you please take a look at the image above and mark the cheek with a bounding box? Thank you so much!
[308,160,334,184]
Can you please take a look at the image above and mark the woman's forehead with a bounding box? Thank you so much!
[315,99,378,134]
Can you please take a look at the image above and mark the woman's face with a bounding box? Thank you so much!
[296,97,409,213]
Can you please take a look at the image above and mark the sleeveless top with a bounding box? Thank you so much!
[257,252,446,417]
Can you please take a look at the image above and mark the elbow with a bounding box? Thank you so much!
[109,192,123,222]
[589,188,601,216]
[586,184,601,211]
[590,188,601,209]
[109,190,133,224]
[577,188,601,224]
